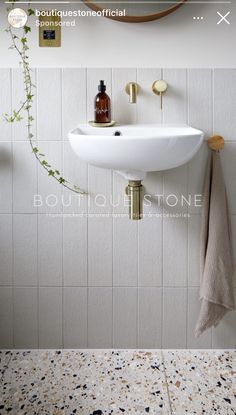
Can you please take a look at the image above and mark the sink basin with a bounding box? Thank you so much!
[68,124,204,180]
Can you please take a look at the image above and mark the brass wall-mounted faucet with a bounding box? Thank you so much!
[125,82,139,104]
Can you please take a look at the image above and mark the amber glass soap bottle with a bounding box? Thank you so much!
[94,80,111,123]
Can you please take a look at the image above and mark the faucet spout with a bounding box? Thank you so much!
[125,82,139,104]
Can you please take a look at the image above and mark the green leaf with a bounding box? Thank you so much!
[48,170,55,176]
[24,26,31,34]
[41,160,51,168]
[28,9,35,16]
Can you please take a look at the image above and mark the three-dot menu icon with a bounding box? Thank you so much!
[193,16,204,21]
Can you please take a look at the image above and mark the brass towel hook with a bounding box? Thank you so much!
[207,135,225,152]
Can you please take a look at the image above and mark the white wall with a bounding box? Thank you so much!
[0,2,236,68]
[0,67,236,349]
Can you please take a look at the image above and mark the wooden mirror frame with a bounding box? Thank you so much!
[82,0,187,23]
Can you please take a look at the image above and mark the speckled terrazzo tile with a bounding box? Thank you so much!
[63,350,170,415]
[0,351,12,377]
[0,350,68,415]
[163,350,236,415]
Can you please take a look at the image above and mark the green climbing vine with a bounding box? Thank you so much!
[4,0,86,194]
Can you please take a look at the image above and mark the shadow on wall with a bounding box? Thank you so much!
[0,144,12,170]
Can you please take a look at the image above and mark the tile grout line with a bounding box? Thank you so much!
[161,350,173,415]
[161,67,164,349]
[160,65,163,340]
[0,284,223,289]
[112,209,114,348]
[86,68,89,349]
[186,68,190,349]
[61,68,64,349]
[136,67,139,347]
[35,68,40,349]
[10,68,15,349]
[211,68,214,349]
[111,68,114,349]
[161,170,164,349]
[136,221,139,349]
[136,67,139,350]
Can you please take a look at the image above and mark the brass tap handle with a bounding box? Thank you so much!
[152,80,168,110]
[125,82,139,104]
[160,92,163,110]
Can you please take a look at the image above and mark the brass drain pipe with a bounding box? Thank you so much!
[125,180,143,220]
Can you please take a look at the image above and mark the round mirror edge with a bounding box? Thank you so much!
[82,0,187,23]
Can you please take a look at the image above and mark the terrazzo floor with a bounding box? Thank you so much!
[0,350,235,415]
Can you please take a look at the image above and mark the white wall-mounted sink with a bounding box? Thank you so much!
[68,124,204,181]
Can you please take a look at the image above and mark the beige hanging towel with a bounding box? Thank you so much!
[195,150,235,338]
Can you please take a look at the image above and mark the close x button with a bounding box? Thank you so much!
[217,11,230,25]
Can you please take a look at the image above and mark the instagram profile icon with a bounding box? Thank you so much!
[8,8,28,28]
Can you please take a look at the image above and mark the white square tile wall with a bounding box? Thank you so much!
[0,68,235,348]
